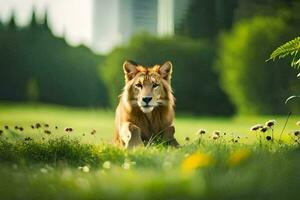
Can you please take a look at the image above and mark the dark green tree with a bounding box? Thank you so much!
[0,11,107,107]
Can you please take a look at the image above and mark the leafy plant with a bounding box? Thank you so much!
[268,36,300,104]
[268,36,300,69]
[217,16,297,114]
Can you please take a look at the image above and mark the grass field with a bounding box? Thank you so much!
[0,103,299,199]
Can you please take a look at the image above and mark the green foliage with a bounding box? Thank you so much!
[0,103,299,199]
[101,34,234,115]
[0,13,107,107]
[217,16,300,114]
[0,135,299,200]
[269,36,300,68]
[178,0,237,39]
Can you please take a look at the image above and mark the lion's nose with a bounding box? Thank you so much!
[142,97,152,104]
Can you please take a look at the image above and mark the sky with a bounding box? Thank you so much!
[0,0,93,47]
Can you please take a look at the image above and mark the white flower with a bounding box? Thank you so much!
[265,120,276,128]
[122,162,130,170]
[103,161,111,169]
[197,128,206,135]
[212,130,220,140]
[250,124,263,131]
[78,165,90,173]
[82,166,89,173]
[40,168,48,174]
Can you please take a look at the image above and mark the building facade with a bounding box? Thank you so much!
[92,0,190,54]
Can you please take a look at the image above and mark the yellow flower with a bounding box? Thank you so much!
[181,152,213,175]
[228,150,251,166]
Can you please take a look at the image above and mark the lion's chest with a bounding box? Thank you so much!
[132,113,169,141]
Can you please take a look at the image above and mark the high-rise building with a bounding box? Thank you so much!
[92,0,190,54]
[92,0,121,53]
[157,0,174,36]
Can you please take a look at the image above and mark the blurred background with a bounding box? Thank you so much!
[0,0,299,116]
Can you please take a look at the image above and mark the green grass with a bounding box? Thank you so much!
[0,103,299,143]
[0,103,299,200]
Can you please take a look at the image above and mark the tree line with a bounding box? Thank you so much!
[0,0,299,115]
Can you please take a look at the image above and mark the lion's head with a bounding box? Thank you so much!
[122,60,174,113]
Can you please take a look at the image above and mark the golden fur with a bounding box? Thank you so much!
[114,60,179,148]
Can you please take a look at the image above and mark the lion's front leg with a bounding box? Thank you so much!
[120,122,144,149]
[163,125,180,147]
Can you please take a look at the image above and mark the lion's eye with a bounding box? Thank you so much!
[153,83,159,88]
[135,83,143,89]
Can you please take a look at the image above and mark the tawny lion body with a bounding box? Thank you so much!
[114,60,179,148]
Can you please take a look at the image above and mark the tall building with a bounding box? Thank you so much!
[157,0,174,35]
[92,0,121,53]
[92,0,190,54]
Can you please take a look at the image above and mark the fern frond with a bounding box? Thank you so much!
[268,37,300,68]
[285,95,300,104]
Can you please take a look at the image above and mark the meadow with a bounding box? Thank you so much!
[0,103,299,200]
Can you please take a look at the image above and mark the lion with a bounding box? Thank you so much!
[114,60,179,148]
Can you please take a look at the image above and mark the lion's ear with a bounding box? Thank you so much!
[123,60,138,82]
[159,61,173,81]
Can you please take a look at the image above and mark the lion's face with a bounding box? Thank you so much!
[123,61,173,113]
[132,72,164,113]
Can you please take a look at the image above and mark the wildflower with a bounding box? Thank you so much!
[4,125,9,130]
[122,162,130,170]
[266,136,272,141]
[64,127,73,132]
[291,130,300,137]
[197,129,206,135]
[24,137,32,141]
[103,161,111,169]
[78,166,89,173]
[181,152,213,175]
[44,130,51,135]
[82,166,90,173]
[212,130,220,140]
[228,150,251,166]
[212,135,219,140]
[35,123,41,129]
[265,120,276,128]
[250,124,263,131]
[44,124,49,128]
[91,129,96,135]
[19,127,24,131]
[260,126,268,133]
[185,137,190,142]
[122,160,136,170]
[14,126,19,130]
[213,130,220,136]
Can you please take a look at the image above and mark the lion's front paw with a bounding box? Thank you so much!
[163,125,180,148]
[121,123,144,149]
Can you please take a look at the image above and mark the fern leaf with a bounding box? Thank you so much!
[268,37,300,68]
[285,95,300,104]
